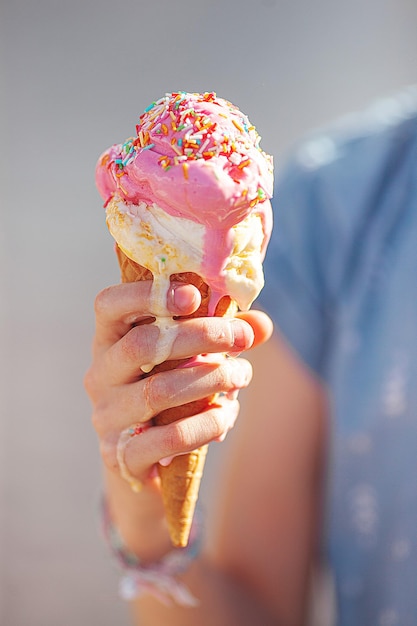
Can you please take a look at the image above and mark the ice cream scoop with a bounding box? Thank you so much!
[96,91,273,315]
[96,91,273,547]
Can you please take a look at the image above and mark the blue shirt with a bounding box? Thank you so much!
[259,88,417,626]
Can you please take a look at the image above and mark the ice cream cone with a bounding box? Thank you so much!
[115,245,237,547]
[97,92,273,547]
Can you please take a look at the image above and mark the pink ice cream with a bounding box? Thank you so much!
[96,91,273,313]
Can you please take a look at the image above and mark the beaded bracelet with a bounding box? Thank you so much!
[101,498,202,607]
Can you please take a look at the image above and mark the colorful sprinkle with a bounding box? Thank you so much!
[144,102,156,113]
[103,92,272,211]
[232,119,244,132]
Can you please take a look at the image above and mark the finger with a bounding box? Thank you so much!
[91,357,253,435]
[214,395,239,441]
[236,309,274,349]
[123,396,241,482]
[103,316,254,385]
[93,281,202,352]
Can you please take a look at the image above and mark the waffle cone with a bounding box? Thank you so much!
[115,245,237,546]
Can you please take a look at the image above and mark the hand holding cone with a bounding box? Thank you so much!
[116,246,237,547]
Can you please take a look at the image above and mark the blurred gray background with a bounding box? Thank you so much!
[1,0,416,624]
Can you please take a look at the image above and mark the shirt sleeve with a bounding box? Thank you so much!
[258,106,417,378]
[258,154,336,377]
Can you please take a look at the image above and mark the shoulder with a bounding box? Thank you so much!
[259,87,417,374]
[269,86,417,285]
[295,86,417,170]
[277,86,417,223]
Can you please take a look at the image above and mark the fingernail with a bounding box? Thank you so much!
[159,456,174,467]
[171,284,198,313]
[230,319,253,351]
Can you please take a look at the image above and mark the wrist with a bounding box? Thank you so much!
[104,467,172,562]
[101,494,203,607]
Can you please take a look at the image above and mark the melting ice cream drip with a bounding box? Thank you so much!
[140,274,179,374]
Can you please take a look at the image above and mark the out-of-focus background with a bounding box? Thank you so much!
[1,0,416,624]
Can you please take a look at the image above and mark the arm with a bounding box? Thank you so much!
[85,282,327,626]
[206,331,327,625]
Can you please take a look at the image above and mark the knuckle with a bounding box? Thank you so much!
[83,367,97,397]
[121,325,156,366]
[120,329,139,362]
[205,409,224,439]
[217,358,252,391]
[160,410,223,454]
[200,318,233,349]
[141,375,160,418]
[160,421,188,455]
[211,366,233,393]
[223,361,235,388]
[94,286,113,319]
